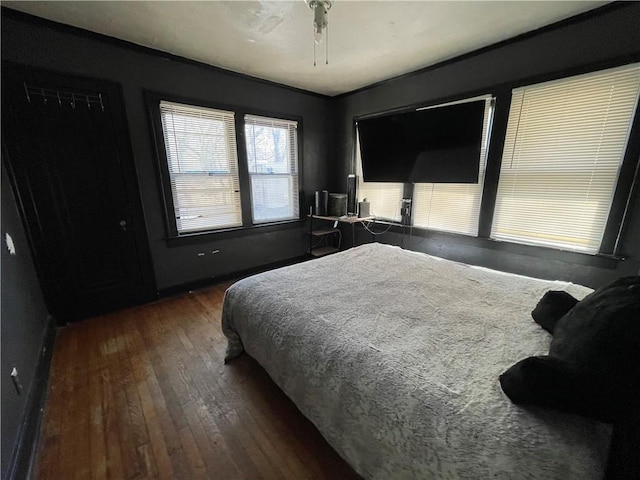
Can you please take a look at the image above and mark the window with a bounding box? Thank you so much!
[159,101,242,233]
[412,97,494,235]
[153,97,302,237]
[355,129,404,222]
[491,64,640,253]
[244,115,299,223]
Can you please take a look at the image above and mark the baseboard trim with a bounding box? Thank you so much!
[6,315,56,480]
[157,255,308,298]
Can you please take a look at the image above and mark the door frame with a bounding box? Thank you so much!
[1,61,157,324]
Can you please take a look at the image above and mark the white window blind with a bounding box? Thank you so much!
[412,97,494,236]
[355,129,404,222]
[244,115,299,223]
[491,64,640,253]
[160,101,242,233]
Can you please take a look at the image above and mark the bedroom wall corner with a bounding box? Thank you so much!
[335,2,640,288]
[0,9,335,292]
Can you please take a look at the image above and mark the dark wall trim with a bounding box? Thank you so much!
[615,156,640,255]
[0,6,329,100]
[5,316,56,480]
[602,107,640,254]
[478,89,511,238]
[333,2,634,100]
[157,254,307,298]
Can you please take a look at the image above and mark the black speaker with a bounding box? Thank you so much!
[328,194,347,217]
[347,174,357,215]
[315,190,329,215]
[322,190,329,215]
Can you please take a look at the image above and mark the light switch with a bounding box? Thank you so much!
[5,233,16,255]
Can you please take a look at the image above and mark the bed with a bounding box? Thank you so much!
[222,243,611,479]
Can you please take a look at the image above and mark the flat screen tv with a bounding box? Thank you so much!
[358,100,486,183]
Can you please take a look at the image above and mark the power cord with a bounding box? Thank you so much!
[361,221,394,236]
[362,197,404,236]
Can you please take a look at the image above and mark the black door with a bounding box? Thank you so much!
[2,63,154,322]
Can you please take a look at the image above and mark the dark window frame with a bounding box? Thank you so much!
[243,113,301,225]
[145,91,305,245]
[479,57,640,260]
[351,57,640,265]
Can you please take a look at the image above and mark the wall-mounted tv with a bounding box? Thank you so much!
[357,99,486,183]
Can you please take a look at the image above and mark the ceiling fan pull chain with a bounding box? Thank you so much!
[326,22,329,65]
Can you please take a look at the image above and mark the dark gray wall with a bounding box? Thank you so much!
[334,4,640,288]
[1,163,50,479]
[1,12,333,291]
[0,15,332,473]
[0,5,638,476]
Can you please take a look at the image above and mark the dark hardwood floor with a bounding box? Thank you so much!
[34,282,361,479]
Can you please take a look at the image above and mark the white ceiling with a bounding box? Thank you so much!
[3,1,610,96]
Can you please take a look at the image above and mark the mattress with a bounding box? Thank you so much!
[222,243,611,479]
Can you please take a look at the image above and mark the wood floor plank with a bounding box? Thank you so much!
[189,400,244,476]
[183,400,243,479]
[147,351,189,434]
[47,326,75,379]
[167,447,191,480]
[127,326,178,475]
[175,301,302,478]
[130,366,174,480]
[231,360,323,474]
[128,333,182,457]
[33,282,362,480]
[56,373,75,479]
[58,324,91,480]
[118,312,151,449]
[34,347,67,480]
[109,316,144,480]
[111,372,144,480]
[89,370,108,480]
[177,426,207,480]
[102,369,125,479]
[135,443,159,480]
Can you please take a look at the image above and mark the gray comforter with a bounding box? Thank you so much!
[222,243,610,479]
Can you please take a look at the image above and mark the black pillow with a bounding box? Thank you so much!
[531,290,578,334]
[499,355,622,422]
[500,276,640,423]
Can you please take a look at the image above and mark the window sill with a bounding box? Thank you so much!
[478,236,623,269]
[164,218,306,247]
[373,223,624,270]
